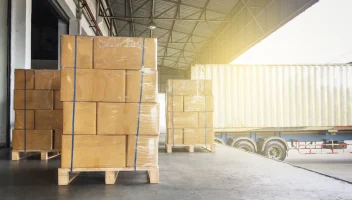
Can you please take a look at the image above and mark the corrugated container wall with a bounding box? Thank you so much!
[191,64,352,130]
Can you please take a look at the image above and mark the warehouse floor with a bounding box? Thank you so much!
[0,144,352,200]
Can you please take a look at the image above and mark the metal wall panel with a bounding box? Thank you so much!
[192,64,352,129]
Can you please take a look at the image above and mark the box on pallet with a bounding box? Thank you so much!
[12,130,53,150]
[61,68,126,102]
[59,35,159,172]
[166,79,215,151]
[12,69,63,154]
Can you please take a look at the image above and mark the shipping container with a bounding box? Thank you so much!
[191,64,352,160]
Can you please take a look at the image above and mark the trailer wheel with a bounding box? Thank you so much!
[263,140,287,161]
[233,140,255,153]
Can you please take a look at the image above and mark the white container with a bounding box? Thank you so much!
[191,64,352,131]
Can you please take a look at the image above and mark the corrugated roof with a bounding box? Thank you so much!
[107,0,241,68]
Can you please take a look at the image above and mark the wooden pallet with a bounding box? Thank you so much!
[11,150,61,161]
[58,166,159,185]
[165,144,215,153]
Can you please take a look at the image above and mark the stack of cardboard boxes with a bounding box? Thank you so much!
[166,79,215,152]
[60,35,159,169]
[12,69,63,156]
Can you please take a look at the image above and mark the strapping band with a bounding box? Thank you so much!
[70,36,78,172]
[24,70,27,153]
[134,38,146,171]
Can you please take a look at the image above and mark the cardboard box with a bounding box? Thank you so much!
[14,90,53,110]
[63,102,96,135]
[61,68,125,102]
[167,80,212,96]
[167,128,183,144]
[166,95,183,112]
[61,135,126,168]
[183,128,214,145]
[15,69,35,89]
[54,129,62,149]
[35,110,63,130]
[97,103,159,135]
[12,130,53,150]
[126,70,157,103]
[14,110,34,129]
[93,37,157,70]
[198,112,213,128]
[54,90,63,110]
[184,96,214,112]
[167,112,198,128]
[127,135,158,167]
[34,70,60,89]
[61,35,93,69]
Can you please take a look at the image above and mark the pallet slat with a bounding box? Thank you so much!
[58,167,159,185]
[165,144,215,153]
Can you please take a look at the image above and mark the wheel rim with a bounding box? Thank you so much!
[267,146,283,159]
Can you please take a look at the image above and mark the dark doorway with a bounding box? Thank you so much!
[31,0,69,69]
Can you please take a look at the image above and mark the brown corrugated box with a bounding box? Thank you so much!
[167,128,183,144]
[61,135,126,168]
[93,37,156,70]
[167,112,198,128]
[34,70,61,90]
[63,102,96,135]
[12,130,53,150]
[183,96,214,112]
[166,95,183,112]
[54,129,62,149]
[35,110,63,130]
[167,80,212,96]
[126,70,157,103]
[54,90,63,110]
[14,110,34,129]
[14,90,53,110]
[127,135,158,167]
[97,103,159,135]
[198,112,213,128]
[61,35,93,69]
[183,128,214,145]
[61,68,125,102]
[15,69,34,89]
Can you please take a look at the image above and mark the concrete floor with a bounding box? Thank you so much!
[285,149,352,183]
[0,145,352,200]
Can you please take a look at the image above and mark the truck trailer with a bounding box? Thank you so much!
[191,64,352,160]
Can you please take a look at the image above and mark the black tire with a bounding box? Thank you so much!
[263,140,287,161]
[233,140,255,153]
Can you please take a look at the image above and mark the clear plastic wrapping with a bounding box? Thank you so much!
[93,36,157,70]
[127,135,158,167]
[97,103,159,135]
[34,70,61,90]
[126,69,158,103]
[61,68,126,102]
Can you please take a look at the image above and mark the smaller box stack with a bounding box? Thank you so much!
[58,35,159,185]
[166,79,215,153]
[12,69,62,160]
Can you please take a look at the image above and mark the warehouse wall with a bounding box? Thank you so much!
[0,0,8,147]
[58,0,109,36]
[9,0,32,141]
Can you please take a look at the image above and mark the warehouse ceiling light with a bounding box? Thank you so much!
[148,19,156,29]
